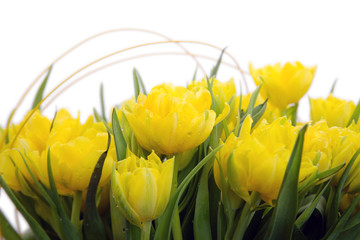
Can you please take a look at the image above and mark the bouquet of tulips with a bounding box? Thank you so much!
[1,34,360,240]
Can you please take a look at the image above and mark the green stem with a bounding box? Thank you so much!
[141,221,151,240]
[171,157,183,240]
[233,191,260,239]
[172,209,183,240]
[71,191,82,234]
[223,209,235,240]
[326,186,336,230]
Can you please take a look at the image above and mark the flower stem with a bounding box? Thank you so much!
[71,191,82,233]
[232,191,260,239]
[141,221,151,240]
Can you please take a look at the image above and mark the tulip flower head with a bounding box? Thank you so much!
[122,83,216,155]
[310,94,356,127]
[221,117,316,204]
[111,151,174,227]
[33,109,116,195]
[0,110,51,191]
[250,62,316,109]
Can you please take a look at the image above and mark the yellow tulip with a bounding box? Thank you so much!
[188,78,236,110]
[122,83,216,155]
[250,62,316,109]
[111,151,174,227]
[222,117,316,204]
[33,109,116,195]
[214,115,253,208]
[302,120,360,188]
[188,78,234,122]
[303,121,332,174]
[0,139,40,191]
[0,110,51,191]
[329,126,360,192]
[310,94,356,127]
[327,126,360,186]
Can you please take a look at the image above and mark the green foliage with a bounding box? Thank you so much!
[263,125,308,240]
[83,133,111,240]
[32,65,52,110]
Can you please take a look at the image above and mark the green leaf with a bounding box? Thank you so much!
[217,203,227,240]
[323,193,360,240]
[111,109,127,161]
[210,47,226,78]
[194,163,213,240]
[134,68,147,95]
[110,186,128,240]
[4,109,15,144]
[208,171,221,239]
[246,83,262,116]
[206,77,217,113]
[93,108,113,134]
[0,209,22,240]
[133,68,141,100]
[234,87,264,137]
[347,99,360,126]
[178,155,199,212]
[285,103,298,126]
[295,182,329,228]
[238,81,243,113]
[100,83,107,122]
[0,175,51,240]
[337,222,360,240]
[83,133,111,240]
[154,145,223,240]
[251,99,268,128]
[192,67,198,81]
[49,109,58,132]
[47,149,80,240]
[217,154,236,239]
[16,150,64,237]
[342,203,360,232]
[292,225,309,240]
[32,65,52,110]
[327,148,360,229]
[317,163,345,181]
[264,124,308,240]
[330,78,338,94]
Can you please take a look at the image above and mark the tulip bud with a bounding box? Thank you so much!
[111,151,174,227]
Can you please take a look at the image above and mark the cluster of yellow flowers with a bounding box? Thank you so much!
[0,109,116,194]
[1,61,360,239]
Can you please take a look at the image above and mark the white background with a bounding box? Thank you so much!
[1,0,360,233]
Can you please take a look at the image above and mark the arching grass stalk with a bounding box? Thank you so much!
[42,51,246,111]
[9,39,247,148]
[3,27,247,145]
[1,27,210,147]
